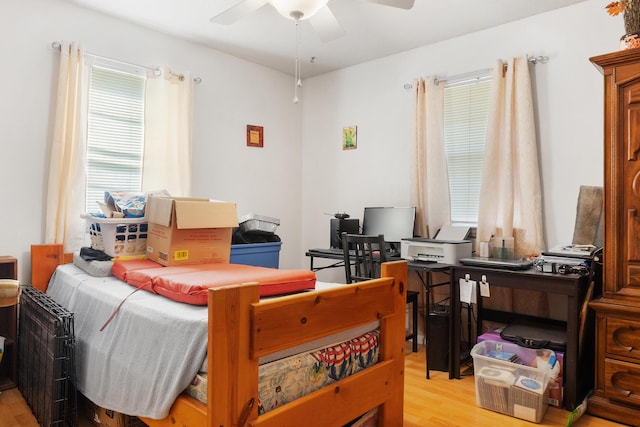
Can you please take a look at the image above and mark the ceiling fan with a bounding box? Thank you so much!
[210,0,416,43]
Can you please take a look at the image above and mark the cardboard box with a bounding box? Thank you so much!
[97,407,145,427]
[84,398,145,427]
[145,197,238,266]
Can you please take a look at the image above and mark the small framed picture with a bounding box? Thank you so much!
[247,125,264,147]
[343,126,357,150]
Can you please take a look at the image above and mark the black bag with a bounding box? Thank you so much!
[232,227,281,244]
[500,319,567,351]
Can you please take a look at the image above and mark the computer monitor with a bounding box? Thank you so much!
[362,206,416,248]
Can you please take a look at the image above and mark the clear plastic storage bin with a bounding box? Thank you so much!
[238,214,280,233]
[471,340,551,423]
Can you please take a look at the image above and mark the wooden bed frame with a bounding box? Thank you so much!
[31,244,408,427]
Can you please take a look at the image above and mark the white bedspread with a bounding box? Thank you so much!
[45,265,369,419]
[46,264,208,419]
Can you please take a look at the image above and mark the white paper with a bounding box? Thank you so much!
[436,226,470,241]
[479,281,490,297]
[459,278,477,304]
[479,274,490,297]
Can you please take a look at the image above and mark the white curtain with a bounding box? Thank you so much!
[45,42,89,252]
[142,68,193,197]
[477,56,545,257]
[410,78,450,238]
[477,56,547,317]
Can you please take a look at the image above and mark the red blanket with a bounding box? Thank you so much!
[112,260,316,305]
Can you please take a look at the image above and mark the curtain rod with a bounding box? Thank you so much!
[403,55,548,90]
[51,41,202,84]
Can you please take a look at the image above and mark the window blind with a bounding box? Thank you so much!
[443,78,492,225]
[86,66,145,212]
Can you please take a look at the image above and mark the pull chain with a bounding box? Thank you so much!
[293,18,301,104]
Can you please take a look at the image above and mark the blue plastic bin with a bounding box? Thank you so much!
[230,242,282,268]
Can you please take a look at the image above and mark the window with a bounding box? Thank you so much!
[443,77,492,226]
[86,65,146,212]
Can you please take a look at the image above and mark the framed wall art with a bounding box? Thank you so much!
[343,126,357,150]
[246,125,264,147]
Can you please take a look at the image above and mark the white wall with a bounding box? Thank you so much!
[0,0,625,284]
[301,0,621,282]
[0,0,303,281]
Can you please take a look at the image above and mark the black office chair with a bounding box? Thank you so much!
[341,233,386,283]
[341,232,419,352]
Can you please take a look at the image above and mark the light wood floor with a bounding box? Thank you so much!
[0,343,626,427]
[402,345,623,427]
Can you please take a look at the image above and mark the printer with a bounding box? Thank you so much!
[401,237,472,264]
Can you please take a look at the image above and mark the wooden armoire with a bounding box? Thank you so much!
[589,49,640,426]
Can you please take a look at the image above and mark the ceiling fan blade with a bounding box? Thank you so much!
[210,0,269,25]
[309,6,346,43]
[361,0,415,9]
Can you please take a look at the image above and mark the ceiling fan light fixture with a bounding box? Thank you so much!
[269,0,328,20]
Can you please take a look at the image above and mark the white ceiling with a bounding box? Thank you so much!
[61,0,587,77]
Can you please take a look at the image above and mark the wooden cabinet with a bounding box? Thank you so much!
[0,256,17,390]
[589,49,640,426]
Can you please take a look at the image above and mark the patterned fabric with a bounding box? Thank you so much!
[186,372,207,403]
[184,330,380,415]
[350,330,379,374]
[258,329,379,414]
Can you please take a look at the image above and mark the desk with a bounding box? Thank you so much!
[450,265,593,410]
[305,249,451,360]
[305,249,449,277]
[306,249,420,351]
[406,261,452,378]
[306,248,347,272]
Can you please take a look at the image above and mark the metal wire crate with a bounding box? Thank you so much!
[18,285,77,427]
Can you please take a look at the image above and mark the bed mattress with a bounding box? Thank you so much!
[185,329,380,415]
[45,263,377,420]
[46,264,208,419]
